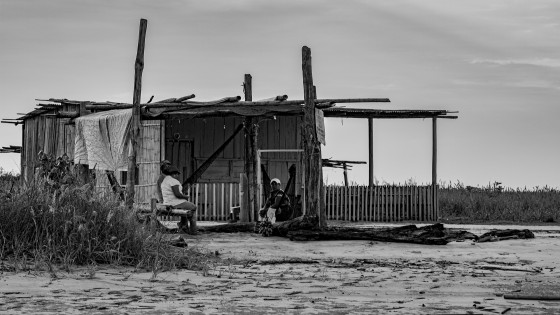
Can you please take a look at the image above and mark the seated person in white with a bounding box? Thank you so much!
[259,178,291,223]
[160,165,197,234]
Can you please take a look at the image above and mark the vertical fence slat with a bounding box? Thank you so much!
[373,186,377,222]
[396,186,400,222]
[353,186,357,221]
[407,185,411,221]
[329,186,332,220]
[355,186,358,221]
[373,186,380,222]
[358,186,362,221]
[389,185,393,222]
[203,184,207,221]
[412,185,416,221]
[337,186,341,220]
[367,186,371,222]
[229,183,233,221]
[221,183,224,221]
[379,186,387,222]
[421,185,425,221]
[212,184,217,221]
[333,186,340,220]
[364,186,368,221]
[430,186,434,221]
[394,185,398,222]
[390,185,394,222]
[419,185,423,221]
[346,186,355,221]
[350,186,354,221]
[343,186,346,220]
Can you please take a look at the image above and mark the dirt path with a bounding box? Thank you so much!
[1,224,560,314]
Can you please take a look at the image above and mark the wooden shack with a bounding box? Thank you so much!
[7,93,457,223]
[2,26,457,223]
[13,97,307,219]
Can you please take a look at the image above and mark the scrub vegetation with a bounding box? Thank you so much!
[439,181,560,223]
[0,154,217,273]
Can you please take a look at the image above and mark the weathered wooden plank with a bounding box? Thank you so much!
[373,186,378,222]
[223,117,235,159]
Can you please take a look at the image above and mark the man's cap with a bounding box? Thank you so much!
[167,165,181,174]
[270,178,281,185]
[160,160,171,166]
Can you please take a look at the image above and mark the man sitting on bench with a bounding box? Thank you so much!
[160,165,197,234]
[259,178,291,223]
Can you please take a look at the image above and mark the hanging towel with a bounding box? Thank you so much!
[74,109,132,171]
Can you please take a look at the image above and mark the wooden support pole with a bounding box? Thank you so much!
[432,117,438,220]
[301,46,325,228]
[242,74,258,222]
[315,86,327,228]
[368,118,374,187]
[20,122,25,184]
[126,18,147,209]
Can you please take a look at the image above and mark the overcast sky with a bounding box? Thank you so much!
[1,0,559,189]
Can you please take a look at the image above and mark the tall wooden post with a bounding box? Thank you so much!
[21,123,25,184]
[242,74,258,222]
[368,118,374,187]
[314,86,327,227]
[126,19,147,209]
[301,46,325,228]
[432,117,438,220]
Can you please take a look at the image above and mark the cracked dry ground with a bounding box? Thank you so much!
[1,230,560,314]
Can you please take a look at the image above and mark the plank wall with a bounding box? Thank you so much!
[164,115,303,193]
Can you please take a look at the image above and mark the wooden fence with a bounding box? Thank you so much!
[95,182,241,222]
[96,182,437,222]
[184,182,240,221]
[325,185,438,222]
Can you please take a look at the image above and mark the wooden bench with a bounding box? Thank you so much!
[150,198,196,232]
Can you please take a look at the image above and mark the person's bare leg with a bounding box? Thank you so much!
[174,201,197,234]
[188,211,197,234]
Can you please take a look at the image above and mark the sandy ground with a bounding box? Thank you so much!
[1,223,560,314]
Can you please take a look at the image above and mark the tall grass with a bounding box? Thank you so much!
[0,155,217,273]
[439,182,560,223]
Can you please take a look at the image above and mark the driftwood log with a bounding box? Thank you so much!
[477,229,535,242]
[288,223,450,245]
[197,215,319,235]
[198,222,256,233]
[195,216,533,246]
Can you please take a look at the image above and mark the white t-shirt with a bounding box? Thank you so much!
[160,176,184,206]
